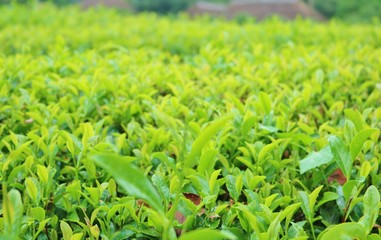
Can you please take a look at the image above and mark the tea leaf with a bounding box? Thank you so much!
[35,218,50,239]
[298,186,323,223]
[350,128,379,161]
[258,141,278,163]
[90,153,164,213]
[320,223,366,240]
[25,177,39,205]
[360,161,371,178]
[268,215,281,240]
[226,175,239,202]
[179,229,236,240]
[36,165,49,184]
[359,185,380,234]
[197,149,218,177]
[185,116,230,168]
[367,235,381,240]
[309,185,323,211]
[344,109,364,132]
[259,92,272,115]
[72,233,84,240]
[316,192,339,208]
[299,145,333,174]
[152,152,178,175]
[328,136,352,179]
[3,188,23,237]
[60,221,73,240]
[31,207,46,222]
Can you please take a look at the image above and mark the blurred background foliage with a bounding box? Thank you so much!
[308,0,381,22]
[0,0,380,22]
[129,0,194,14]
[0,0,78,6]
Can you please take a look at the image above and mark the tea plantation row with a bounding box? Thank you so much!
[0,4,381,240]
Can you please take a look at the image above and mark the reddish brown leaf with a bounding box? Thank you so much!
[136,199,150,208]
[173,193,204,236]
[183,193,201,205]
[328,169,347,185]
[175,211,186,224]
[282,150,290,159]
[173,193,201,225]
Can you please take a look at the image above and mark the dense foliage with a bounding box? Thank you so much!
[1,4,381,240]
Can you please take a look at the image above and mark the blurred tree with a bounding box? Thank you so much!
[130,0,194,14]
[307,0,381,22]
[312,0,337,18]
[336,0,381,22]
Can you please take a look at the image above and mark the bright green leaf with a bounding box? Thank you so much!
[60,221,73,240]
[179,229,236,240]
[31,207,45,222]
[359,185,380,234]
[25,177,39,204]
[344,109,364,132]
[90,153,164,213]
[185,116,230,168]
[320,223,366,240]
[3,188,23,237]
[350,128,379,161]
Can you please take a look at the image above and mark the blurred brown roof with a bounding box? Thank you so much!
[188,0,324,20]
[82,0,129,9]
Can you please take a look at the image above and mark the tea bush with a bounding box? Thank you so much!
[0,4,380,240]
